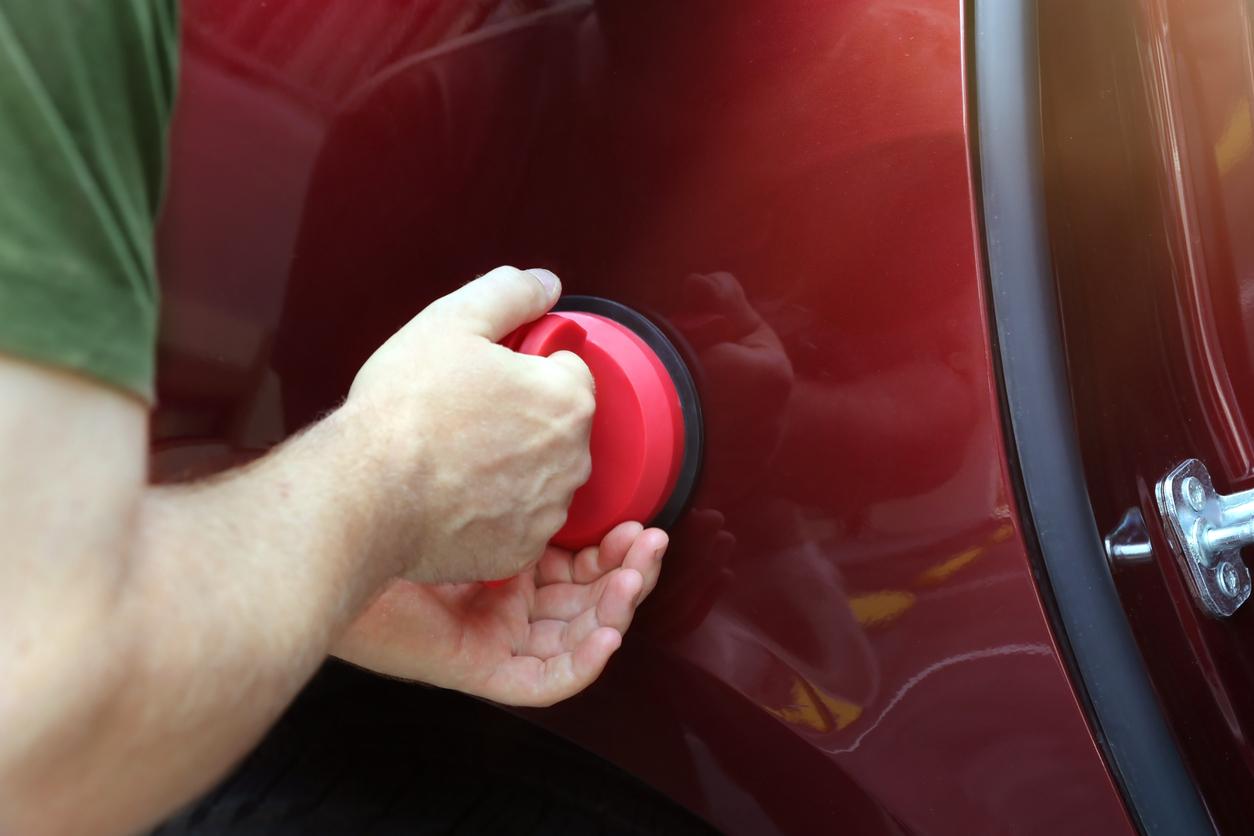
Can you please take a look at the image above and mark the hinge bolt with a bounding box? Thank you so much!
[1184,476,1207,512]
[1219,562,1240,597]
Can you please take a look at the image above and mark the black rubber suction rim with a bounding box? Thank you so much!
[556,295,703,532]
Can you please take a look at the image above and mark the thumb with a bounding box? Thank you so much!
[429,266,561,341]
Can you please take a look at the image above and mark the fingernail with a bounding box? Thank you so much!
[527,268,560,300]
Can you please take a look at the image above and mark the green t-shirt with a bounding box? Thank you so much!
[0,0,178,402]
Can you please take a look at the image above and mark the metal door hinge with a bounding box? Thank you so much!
[1156,458,1253,618]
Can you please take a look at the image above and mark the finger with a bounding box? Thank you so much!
[519,618,569,658]
[573,521,643,584]
[548,567,643,654]
[568,544,602,585]
[427,266,560,341]
[529,569,647,661]
[484,628,622,707]
[622,527,668,600]
[595,568,644,633]
[526,523,652,621]
[534,546,575,587]
[546,350,596,393]
[551,627,624,704]
[681,272,759,334]
[566,626,623,696]
[532,576,606,621]
[535,519,646,590]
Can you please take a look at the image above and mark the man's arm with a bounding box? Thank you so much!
[0,357,388,835]
[0,267,621,836]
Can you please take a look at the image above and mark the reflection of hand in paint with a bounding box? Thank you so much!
[645,507,736,638]
[674,272,794,507]
[664,272,881,708]
[643,272,790,636]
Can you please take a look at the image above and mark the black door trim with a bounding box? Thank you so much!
[969,1,1212,832]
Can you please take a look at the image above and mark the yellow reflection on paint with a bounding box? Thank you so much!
[1216,100,1252,175]
[990,524,1014,543]
[765,679,831,732]
[849,590,916,626]
[916,547,982,585]
[814,687,863,730]
[765,678,863,732]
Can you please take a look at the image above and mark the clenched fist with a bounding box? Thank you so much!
[343,266,595,584]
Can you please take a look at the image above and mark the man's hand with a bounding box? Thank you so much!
[0,266,619,836]
[335,521,667,706]
[345,265,596,584]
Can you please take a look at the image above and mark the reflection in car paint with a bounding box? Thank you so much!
[766,676,863,733]
[847,590,915,628]
[827,643,1056,755]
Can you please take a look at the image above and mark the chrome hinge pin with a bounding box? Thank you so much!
[1202,520,1254,558]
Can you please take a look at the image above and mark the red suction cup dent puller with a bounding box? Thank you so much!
[503,311,686,551]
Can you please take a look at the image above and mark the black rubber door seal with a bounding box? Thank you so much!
[970,1,1213,832]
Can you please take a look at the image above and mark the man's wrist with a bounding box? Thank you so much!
[307,400,416,601]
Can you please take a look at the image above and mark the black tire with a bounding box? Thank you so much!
[151,661,718,836]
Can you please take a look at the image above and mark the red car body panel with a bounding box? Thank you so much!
[155,1,1132,832]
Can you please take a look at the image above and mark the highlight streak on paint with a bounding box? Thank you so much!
[825,643,1054,754]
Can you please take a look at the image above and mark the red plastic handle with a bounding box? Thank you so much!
[501,315,587,356]
[484,311,684,587]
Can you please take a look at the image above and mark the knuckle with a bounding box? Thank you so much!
[542,364,577,395]
[573,386,596,421]
[569,355,595,385]
[545,356,594,398]
[532,506,567,542]
[417,293,455,326]
[480,264,521,285]
[575,452,593,486]
[545,371,595,421]
[492,265,544,304]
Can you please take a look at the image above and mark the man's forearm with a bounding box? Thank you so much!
[111,408,391,829]
[135,405,393,679]
[0,369,397,836]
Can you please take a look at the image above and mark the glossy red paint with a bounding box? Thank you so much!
[155,1,1132,832]
[1042,0,1254,829]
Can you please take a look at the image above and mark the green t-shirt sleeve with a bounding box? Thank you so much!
[0,0,178,403]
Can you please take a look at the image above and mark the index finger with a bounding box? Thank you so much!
[426,266,560,341]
